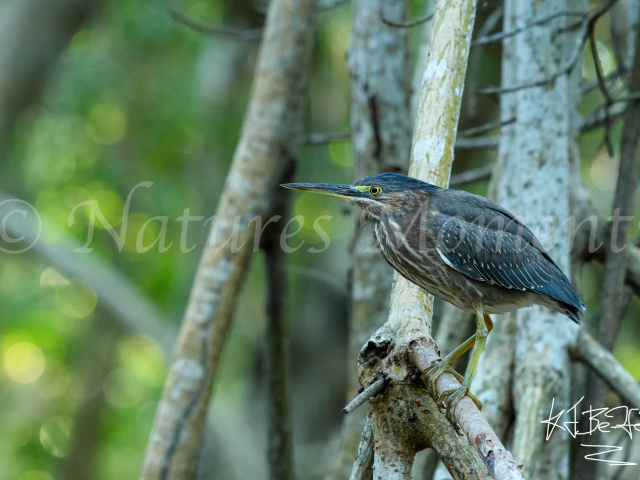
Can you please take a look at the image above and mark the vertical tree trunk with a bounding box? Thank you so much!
[501,1,586,478]
[472,0,521,443]
[352,0,523,478]
[140,0,317,477]
[262,169,295,480]
[577,6,640,479]
[325,0,411,477]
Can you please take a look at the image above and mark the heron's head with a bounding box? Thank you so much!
[281,172,439,220]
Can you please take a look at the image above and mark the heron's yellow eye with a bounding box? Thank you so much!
[370,186,381,195]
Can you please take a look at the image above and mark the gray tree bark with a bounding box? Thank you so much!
[351,0,524,478]
[481,1,588,479]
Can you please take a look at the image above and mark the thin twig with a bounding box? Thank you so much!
[342,377,385,414]
[450,163,494,186]
[589,26,615,156]
[455,135,500,149]
[581,102,626,131]
[582,67,625,94]
[319,0,349,11]
[612,90,640,102]
[480,0,618,95]
[467,5,503,119]
[471,10,586,46]
[459,117,515,136]
[299,131,351,145]
[380,11,433,28]
[300,131,502,150]
[168,8,263,40]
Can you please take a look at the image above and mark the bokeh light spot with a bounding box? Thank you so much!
[85,104,127,145]
[4,342,46,383]
[40,267,70,288]
[40,416,73,457]
[37,358,72,400]
[54,279,97,319]
[328,139,354,167]
[103,369,144,408]
[590,154,618,192]
[89,189,125,229]
[117,336,165,385]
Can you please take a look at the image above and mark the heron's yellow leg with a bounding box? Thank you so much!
[423,314,493,398]
[438,310,491,424]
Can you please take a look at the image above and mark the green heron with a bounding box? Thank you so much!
[282,173,584,422]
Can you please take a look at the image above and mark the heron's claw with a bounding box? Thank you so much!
[422,361,464,397]
[437,386,483,424]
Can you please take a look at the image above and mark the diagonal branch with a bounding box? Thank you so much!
[168,8,263,41]
[570,328,640,408]
[471,10,586,46]
[140,0,318,477]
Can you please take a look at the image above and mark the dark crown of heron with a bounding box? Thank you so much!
[351,173,439,219]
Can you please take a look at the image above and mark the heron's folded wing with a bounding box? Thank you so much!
[434,214,555,292]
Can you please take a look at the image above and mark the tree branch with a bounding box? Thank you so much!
[325,0,411,476]
[348,415,374,480]
[578,19,640,478]
[471,10,586,46]
[342,377,386,414]
[358,0,523,477]
[380,11,433,28]
[458,118,515,136]
[168,8,263,40]
[595,8,640,353]
[466,5,503,120]
[479,0,617,96]
[455,135,500,149]
[449,164,494,186]
[589,25,615,156]
[261,169,295,480]
[299,131,351,145]
[140,0,318,477]
[570,328,640,407]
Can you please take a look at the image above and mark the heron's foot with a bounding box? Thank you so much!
[422,361,464,397]
[437,385,483,424]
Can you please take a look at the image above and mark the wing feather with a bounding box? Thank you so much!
[433,213,581,306]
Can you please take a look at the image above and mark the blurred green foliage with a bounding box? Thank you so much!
[0,0,639,478]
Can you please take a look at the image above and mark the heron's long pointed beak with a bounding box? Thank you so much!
[280,183,364,201]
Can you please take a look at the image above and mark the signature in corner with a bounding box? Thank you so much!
[541,397,640,466]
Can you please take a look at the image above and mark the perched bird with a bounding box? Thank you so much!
[282,172,584,421]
